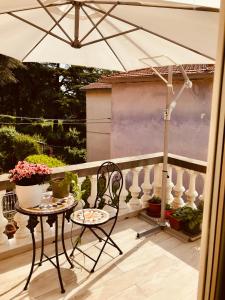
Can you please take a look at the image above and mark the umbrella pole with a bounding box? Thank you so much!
[137,66,173,238]
[137,65,191,238]
[160,65,173,226]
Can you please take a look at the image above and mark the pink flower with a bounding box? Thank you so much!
[9,161,52,186]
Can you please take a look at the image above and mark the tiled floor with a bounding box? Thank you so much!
[0,217,200,300]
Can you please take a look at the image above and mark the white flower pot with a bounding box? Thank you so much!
[16,184,43,208]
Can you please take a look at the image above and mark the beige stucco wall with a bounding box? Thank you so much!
[110,78,213,161]
[86,89,111,162]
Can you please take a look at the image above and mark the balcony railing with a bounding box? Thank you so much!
[0,152,207,259]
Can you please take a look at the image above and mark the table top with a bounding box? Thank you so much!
[15,193,77,216]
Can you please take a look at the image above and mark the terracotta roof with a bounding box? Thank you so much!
[81,64,215,90]
[100,64,215,83]
[80,82,112,90]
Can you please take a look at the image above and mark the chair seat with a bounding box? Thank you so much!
[71,208,110,226]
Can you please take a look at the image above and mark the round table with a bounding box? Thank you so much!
[15,194,77,293]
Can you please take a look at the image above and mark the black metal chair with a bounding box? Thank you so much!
[70,161,123,272]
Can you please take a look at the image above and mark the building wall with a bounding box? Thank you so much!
[86,90,111,162]
[110,78,213,161]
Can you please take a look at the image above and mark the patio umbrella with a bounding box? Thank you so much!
[0,0,219,70]
[0,0,220,228]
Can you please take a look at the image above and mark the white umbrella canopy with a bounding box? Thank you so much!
[0,0,219,71]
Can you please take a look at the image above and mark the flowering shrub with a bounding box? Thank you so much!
[9,161,51,186]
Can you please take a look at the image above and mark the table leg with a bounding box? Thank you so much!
[39,216,44,266]
[24,215,38,290]
[55,215,65,294]
[61,213,74,268]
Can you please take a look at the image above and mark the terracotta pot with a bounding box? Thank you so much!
[16,184,42,208]
[168,215,183,231]
[147,202,161,218]
[165,210,173,219]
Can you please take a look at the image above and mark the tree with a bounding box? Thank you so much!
[0,54,25,87]
[0,56,113,167]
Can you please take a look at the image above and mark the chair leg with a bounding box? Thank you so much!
[89,227,102,242]
[70,226,86,257]
[90,225,122,273]
[90,237,109,273]
[96,226,123,255]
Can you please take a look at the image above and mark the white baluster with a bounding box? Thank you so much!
[199,173,206,203]
[171,167,185,209]
[119,169,129,214]
[14,212,29,239]
[185,171,198,209]
[0,190,8,245]
[141,165,153,208]
[87,175,97,207]
[129,167,142,210]
[166,166,174,204]
[152,164,162,198]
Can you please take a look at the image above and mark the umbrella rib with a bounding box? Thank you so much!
[22,5,74,62]
[84,3,215,61]
[0,1,73,15]
[80,3,118,43]
[36,0,73,43]
[81,6,127,71]
[8,12,71,46]
[81,28,139,47]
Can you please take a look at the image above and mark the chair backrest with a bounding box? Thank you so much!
[94,162,123,213]
[2,191,17,221]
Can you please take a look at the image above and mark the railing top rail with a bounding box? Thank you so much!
[168,153,207,173]
[0,152,207,191]
[0,152,164,191]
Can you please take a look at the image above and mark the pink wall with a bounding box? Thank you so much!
[111,78,212,161]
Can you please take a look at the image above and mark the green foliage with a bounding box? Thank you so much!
[81,176,91,208]
[165,203,172,210]
[172,206,203,230]
[63,147,86,164]
[197,200,204,211]
[51,172,84,201]
[0,54,25,86]
[66,172,84,201]
[148,196,161,204]
[25,154,65,168]
[0,126,41,170]
[0,58,113,166]
[32,133,46,144]
[125,191,132,203]
[65,128,80,147]
[14,133,41,161]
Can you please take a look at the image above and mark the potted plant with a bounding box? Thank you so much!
[182,206,203,236]
[9,161,51,208]
[168,207,186,230]
[169,205,203,234]
[50,172,82,200]
[147,196,161,218]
